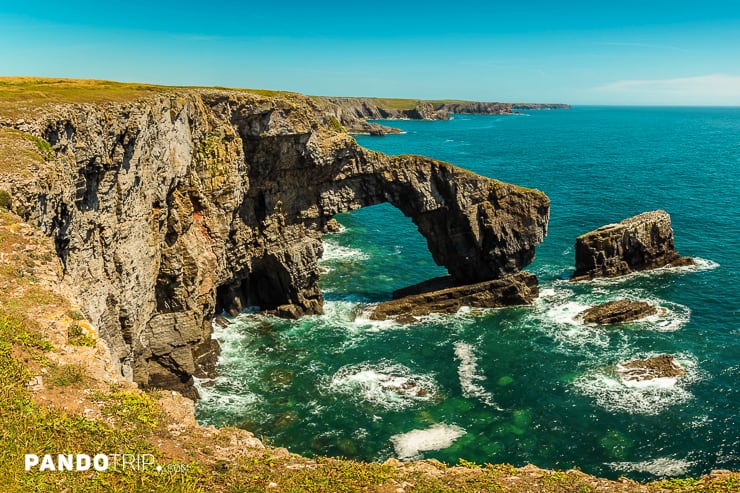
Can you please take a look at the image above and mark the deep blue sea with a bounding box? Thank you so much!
[196,107,740,480]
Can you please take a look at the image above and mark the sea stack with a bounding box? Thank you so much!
[572,210,694,281]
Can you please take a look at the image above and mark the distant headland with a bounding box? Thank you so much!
[320,96,570,135]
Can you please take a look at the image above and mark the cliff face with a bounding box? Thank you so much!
[320,97,570,135]
[321,97,450,135]
[1,89,549,396]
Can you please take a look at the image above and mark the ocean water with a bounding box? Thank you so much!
[196,107,740,480]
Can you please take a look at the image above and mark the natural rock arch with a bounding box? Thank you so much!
[9,90,549,395]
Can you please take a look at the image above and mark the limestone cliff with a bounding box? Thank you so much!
[320,97,570,134]
[0,88,549,396]
[321,97,450,135]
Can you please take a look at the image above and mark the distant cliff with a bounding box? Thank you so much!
[0,80,550,397]
[319,96,570,134]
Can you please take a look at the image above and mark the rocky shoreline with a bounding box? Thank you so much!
[2,201,735,492]
[1,78,736,491]
[320,96,570,135]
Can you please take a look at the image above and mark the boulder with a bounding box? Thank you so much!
[579,299,658,325]
[572,210,694,281]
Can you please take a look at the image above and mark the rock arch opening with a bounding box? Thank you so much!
[319,203,448,302]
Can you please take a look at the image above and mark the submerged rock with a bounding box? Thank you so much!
[579,299,658,325]
[617,354,686,382]
[572,210,694,281]
[371,271,538,321]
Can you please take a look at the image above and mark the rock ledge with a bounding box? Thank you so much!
[371,271,538,322]
[617,354,686,382]
[579,299,658,325]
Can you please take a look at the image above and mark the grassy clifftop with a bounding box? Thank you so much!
[0,77,296,119]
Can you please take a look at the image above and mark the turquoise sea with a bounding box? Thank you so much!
[196,107,740,480]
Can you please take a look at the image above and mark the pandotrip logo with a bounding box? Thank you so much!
[24,454,189,473]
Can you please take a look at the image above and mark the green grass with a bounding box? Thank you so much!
[0,190,10,210]
[0,77,299,119]
[67,323,96,347]
[91,390,162,432]
[50,363,87,386]
[359,97,473,111]
[0,127,50,176]
[328,116,346,133]
[23,134,54,160]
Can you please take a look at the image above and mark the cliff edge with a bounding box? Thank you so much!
[0,78,549,396]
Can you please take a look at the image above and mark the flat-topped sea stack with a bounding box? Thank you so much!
[0,78,550,395]
[572,210,694,281]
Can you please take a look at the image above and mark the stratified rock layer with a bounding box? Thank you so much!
[371,271,538,321]
[0,89,550,395]
[572,210,693,281]
[579,299,658,325]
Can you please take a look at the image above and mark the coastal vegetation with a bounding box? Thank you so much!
[0,78,737,492]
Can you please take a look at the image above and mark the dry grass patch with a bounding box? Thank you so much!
[0,127,52,178]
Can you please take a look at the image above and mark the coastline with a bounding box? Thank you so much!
[0,77,736,492]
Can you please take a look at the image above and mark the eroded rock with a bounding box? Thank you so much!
[371,271,538,321]
[1,89,549,395]
[572,210,693,281]
[617,354,686,382]
[579,299,658,325]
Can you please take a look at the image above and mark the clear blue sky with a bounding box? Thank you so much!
[1,1,739,104]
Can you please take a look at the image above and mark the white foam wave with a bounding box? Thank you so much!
[533,284,691,344]
[607,457,694,477]
[685,257,720,272]
[328,361,438,410]
[453,341,502,410]
[320,240,368,263]
[390,423,466,460]
[544,300,593,326]
[532,292,612,349]
[581,257,719,286]
[194,376,263,425]
[620,376,679,388]
[572,354,699,415]
[641,301,691,332]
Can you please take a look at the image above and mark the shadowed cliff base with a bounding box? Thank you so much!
[0,77,549,397]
